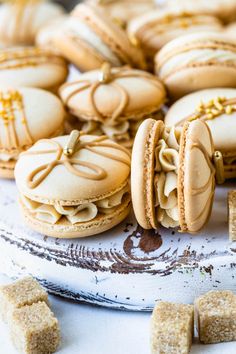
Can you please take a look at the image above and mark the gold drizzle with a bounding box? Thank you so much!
[60,65,164,127]
[0,90,33,153]
[21,133,131,189]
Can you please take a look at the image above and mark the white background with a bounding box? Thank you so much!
[0,274,235,354]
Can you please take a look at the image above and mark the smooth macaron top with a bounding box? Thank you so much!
[71,3,146,70]
[59,65,166,122]
[0,47,68,90]
[15,134,131,205]
[131,118,215,233]
[165,88,236,152]
[0,0,65,46]
[0,87,65,152]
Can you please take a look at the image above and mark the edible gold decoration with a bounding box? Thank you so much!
[0,90,33,151]
[213,151,225,185]
[63,130,81,156]
[99,62,112,84]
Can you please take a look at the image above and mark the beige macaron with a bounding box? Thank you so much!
[59,63,166,148]
[131,118,215,233]
[0,87,65,179]
[86,0,155,27]
[51,3,146,72]
[165,0,236,24]
[0,0,65,46]
[165,88,236,180]
[15,130,131,238]
[0,47,68,93]
[128,9,223,68]
[155,32,236,100]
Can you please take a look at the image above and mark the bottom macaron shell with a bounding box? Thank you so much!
[178,120,215,233]
[163,66,236,100]
[0,160,16,179]
[19,194,131,238]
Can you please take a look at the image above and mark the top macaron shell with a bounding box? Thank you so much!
[155,32,236,100]
[165,88,236,153]
[15,135,131,205]
[131,118,215,233]
[0,1,65,46]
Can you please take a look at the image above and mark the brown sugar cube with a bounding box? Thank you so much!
[228,191,236,241]
[195,290,236,344]
[10,301,60,354]
[151,301,194,354]
[0,276,48,323]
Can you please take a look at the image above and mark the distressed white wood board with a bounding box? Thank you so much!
[0,179,235,311]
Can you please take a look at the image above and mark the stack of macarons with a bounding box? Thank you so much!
[1,0,236,239]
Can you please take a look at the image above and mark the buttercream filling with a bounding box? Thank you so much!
[0,151,19,162]
[154,127,181,228]
[65,18,122,66]
[20,184,130,225]
[159,49,236,78]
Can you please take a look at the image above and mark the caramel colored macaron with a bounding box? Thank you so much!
[0,87,65,179]
[131,118,215,233]
[0,47,68,93]
[15,131,131,238]
[59,64,166,148]
[52,3,146,72]
[165,0,236,24]
[128,9,223,66]
[165,88,236,180]
[0,0,65,46]
[155,33,236,100]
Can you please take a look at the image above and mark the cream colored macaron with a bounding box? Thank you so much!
[165,88,236,180]
[51,3,146,72]
[0,0,65,46]
[59,63,166,148]
[131,118,215,233]
[15,130,131,238]
[155,32,236,100]
[0,87,65,179]
[0,47,68,93]
[128,9,223,67]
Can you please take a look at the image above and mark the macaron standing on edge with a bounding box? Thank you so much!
[0,87,65,179]
[131,118,215,233]
[59,63,166,148]
[14,131,131,238]
[155,32,236,100]
[165,88,236,180]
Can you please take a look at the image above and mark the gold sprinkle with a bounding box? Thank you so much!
[226,105,233,114]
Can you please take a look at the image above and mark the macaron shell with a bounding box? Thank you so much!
[15,135,131,205]
[165,88,236,152]
[0,160,15,179]
[131,118,164,229]
[19,193,131,238]
[178,120,215,233]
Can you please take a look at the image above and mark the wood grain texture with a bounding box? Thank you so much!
[0,180,235,311]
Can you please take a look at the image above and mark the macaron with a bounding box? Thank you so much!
[0,87,65,179]
[59,63,166,148]
[14,130,131,238]
[0,47,68,93]
[155,33,236,100]
[131,118,215,233]
[165,88,236,180]
[128,9,223,67]
[86,0,155,27]
[52,3,146,72]
[0,0,65,46]
[165,0,236,24]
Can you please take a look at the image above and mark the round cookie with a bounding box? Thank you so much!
[128,9,223,68]
[0,47,68,93]
[155,32,236,100]
[15,131,131,238]
[165,0,236,24]
[59,64,166,148]
[131,118,215,233]
[0,87,65,179]
[52,3,146,72]
[0,0,65,46]
[165,88,236,180]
